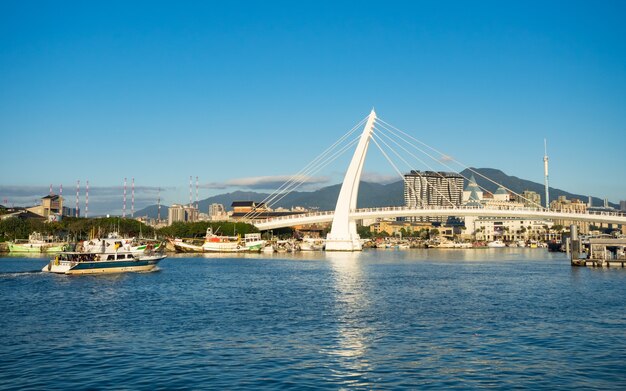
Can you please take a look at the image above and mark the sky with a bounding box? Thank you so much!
[1,0,625,215]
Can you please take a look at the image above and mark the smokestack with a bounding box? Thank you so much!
[604,198,609,208]
[123,177,127,218]
[131,177,135,218]
[76,180,80,217]
[195,176,199,209]
[543,138,550,209]
[157,187,161,221]
[588,196,592,208]
[86,180,89,218]
[50,184,52,195]
[189,176,193,207]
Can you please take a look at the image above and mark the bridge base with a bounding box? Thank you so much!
[325,236,363,252]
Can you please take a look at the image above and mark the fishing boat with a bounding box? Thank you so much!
[201,227,245,252]
[170,238,204,253]
[8,232,67,253]
[42,250,166,275]
[243,233,265,252]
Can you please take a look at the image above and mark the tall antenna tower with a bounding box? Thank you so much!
[131,177,135,218]
[123,177,127,218]
[195,176,199,209]
[157,187,161,221]
[86,180,89,218]
[543,138,550,209]
[76,180,80,217]
[49,184,52,195]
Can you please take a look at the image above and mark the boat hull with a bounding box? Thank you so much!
[42,255,165,275]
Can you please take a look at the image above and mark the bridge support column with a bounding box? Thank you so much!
[326,109,377,251]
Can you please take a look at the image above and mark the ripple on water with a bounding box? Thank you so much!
[1,252,626,389]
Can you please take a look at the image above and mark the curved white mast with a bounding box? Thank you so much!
[326,109,377,251]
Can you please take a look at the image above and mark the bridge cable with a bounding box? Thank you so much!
[371,130,456,207]
[373,126,461,207]
[376,118,545,209]
[239,115,368,221]
[242,135,362,221]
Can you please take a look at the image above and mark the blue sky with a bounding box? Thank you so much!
[1,1,625,214]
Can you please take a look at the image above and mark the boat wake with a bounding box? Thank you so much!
[0,270,42,277]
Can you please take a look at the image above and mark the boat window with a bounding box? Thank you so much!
[107,255,115,260]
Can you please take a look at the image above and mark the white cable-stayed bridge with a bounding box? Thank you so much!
[241,109,626,251]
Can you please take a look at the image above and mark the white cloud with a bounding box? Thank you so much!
[360,172,400,184]
[218,175,331,190]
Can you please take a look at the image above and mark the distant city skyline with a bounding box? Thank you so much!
[1,1,625,215]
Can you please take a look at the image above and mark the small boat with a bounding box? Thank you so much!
[299,237,325,251]
[170,238,204,253]
[42,250,166,275]
[201,227,245,252]
[9,232,67,253]
[487,240,506,248]
[243,233,266,252]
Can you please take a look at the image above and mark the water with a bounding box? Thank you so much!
[1,249,626,390]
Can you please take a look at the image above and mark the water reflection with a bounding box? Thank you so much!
[323,252,373,385]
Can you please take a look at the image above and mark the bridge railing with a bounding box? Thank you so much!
[253,204,626,224]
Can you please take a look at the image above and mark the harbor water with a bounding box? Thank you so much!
[1,249,626,389]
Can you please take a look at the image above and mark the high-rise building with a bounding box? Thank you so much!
[620,200,626,212]
[208,203,228,221]
[168,204,199,225]
[168,204,186,225]
[404,170,464,222]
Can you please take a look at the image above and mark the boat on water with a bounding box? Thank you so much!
[170,238,204,253]
[202,227,245,252]
[434,241,472,249]
[243,233,266,252]
[487,240,506,248]
[42,250,166,275]
[8,232,67,253]
[299,237,325,251]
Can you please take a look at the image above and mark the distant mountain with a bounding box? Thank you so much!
[135,183,403,218]
[134,168,614,219]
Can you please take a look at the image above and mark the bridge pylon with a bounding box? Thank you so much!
[325,109,377,251]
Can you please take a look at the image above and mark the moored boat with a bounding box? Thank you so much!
[243,233,265,252]
[201,227,245,252]
[487,240,506,248]
[8,232,67,253]
[299,237,325,251]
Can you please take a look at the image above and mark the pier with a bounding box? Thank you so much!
[569,224,626,267]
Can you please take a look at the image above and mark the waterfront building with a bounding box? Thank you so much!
[550,196,589,234]
[463,215,556,242]
[25,194,73,219]
[370,220,433,236]
[462,175,483,202]
[404,170,464,222]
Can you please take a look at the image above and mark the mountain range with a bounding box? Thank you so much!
[135,168,615,219]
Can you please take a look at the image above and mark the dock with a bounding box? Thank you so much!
[569,226,626,267]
